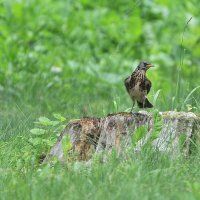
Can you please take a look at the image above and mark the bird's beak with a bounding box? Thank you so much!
[146,64,154,68]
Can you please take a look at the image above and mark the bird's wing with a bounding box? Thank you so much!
[145,78,152,94]
[139,77,151,95]
[124,76,132,91]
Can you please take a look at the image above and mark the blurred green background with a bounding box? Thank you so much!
[1,0,200,118]
[1,1,200,199]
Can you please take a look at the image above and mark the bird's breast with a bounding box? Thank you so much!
[129,82,146,102]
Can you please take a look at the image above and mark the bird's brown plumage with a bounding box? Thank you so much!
[124,61,153,110]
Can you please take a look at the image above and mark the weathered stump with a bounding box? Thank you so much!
[96,112,153,154]
[44,117,101,162]
[152,111,200,158]
[44,111,200,162]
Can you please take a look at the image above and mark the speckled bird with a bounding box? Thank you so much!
[124,61,154,111]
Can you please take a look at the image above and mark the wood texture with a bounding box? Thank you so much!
[44,111,200,162]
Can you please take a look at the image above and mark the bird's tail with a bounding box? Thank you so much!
[137,98,153,108]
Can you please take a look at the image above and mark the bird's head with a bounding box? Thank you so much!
[136,61,154,71]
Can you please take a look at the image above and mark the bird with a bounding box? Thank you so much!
[124,61,154,112]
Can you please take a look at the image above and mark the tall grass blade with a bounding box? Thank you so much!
[181,86,200,110]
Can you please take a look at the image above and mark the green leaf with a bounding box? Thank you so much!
[61,135,72,156]
[181,86,200,110]
[34,117,52,126]
[42,139,55,146]
[113,100,118,113]
[28,138,42,146]
[39,117,51,122]
[151,110,163,141]
[153,89,161,105]
[132,126,148,147]
[35,117,59,126]
[53,113,66,122]
[30,128,45,136]
[179,134,186,151]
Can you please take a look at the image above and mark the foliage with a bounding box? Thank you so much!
[151,109,163,141]
[0,0,200,114]
[28,114,67,158]
[1,0,200,199]
[132,125,148,147]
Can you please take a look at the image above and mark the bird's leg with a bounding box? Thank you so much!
[143,100,145,109]
[142,95,147,109]
[130,102,135,112]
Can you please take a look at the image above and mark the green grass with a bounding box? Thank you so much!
[1,0,200,199]
[1,146,200,200]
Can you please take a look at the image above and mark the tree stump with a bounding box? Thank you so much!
[152,111,200,158]
[44,111,200,162]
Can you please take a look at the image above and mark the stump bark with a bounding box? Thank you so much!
[44,111,200,162]
[153,111,200,158]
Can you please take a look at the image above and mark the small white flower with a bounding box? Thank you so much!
[51,66,62,74]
